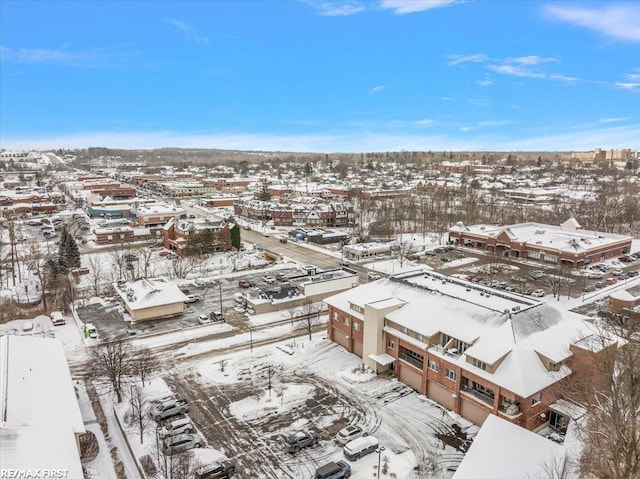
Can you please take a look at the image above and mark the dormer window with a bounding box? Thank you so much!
[471,357,488,371]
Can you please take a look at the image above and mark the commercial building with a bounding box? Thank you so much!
[449,218,633,269]
[114,277,188,322]
[324,271,615,431]
[163,216,231,256]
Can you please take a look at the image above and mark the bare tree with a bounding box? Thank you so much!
[128,384,150,444]
[140,247,154,277]
[283,302,301,327]
[563,317,640,479]
[87,254,105,297]
[23,243,48,309]
[390,240,414,268]
[167,256,198,279]
[298,298,322,340]
[155,448,202,479]
[90,337,134,403]
[131,347,159,387]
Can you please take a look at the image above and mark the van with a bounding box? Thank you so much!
[50,311,66,326]
[367,272,381,281]
[343,435,378,461]
[158,417,192,439]
[85,323,98,339]
[184,294,201,303]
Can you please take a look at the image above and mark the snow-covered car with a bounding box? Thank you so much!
[611,268,623,276]
[163,433,203,454]
[315,460,351,479]
[198,315,212,325]
[586,271,604,279]
[159,417,192,439]
[336,425,366,445]
[263,275,276,284]
[374,254,385,260]
[195,461,236,479]
[343,435,379,461]
[531,289,545,297]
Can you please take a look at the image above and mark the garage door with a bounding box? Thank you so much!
[332,328,350,350]
[427,381,455,410]
[353,340,363,357]
[398,363,423,392]
[460,398,492,425]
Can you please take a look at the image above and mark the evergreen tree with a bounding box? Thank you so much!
[57,228,81,272]
[230,224,241,250]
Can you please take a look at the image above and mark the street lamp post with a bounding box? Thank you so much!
[249,325,253,352]
[376,446,385,478]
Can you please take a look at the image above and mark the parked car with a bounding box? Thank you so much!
[504,285,517,292]
[440,257,451,263]
[628,271,639,277]
[605,277,618,285]
[374,254,385,260]
[286,430,318,453]
[85,323,98,338]
[583,285,596,293]
[278,236,288,244]
[594,281,607,289]
[185,294,201,303]
[263,275,276,284]
[238,279,251,288]
[456,253,466,259]
[276,273,287,281]
[163,433,203,454]
[315,460,351,479]
[336,425,366,446]
[22,320,34,332]
[50,311,66,326]
[611,268,624,276]
[424,250,436,256]
[210,311,224,322]
[159,417,193,439]
[194,278,209,287]
[586,271,604,279]
[367,272,381,281]
[343,435,379,461]
[195,461,237,479]
[531,289,545,298]
[198,315,212,325]
[149,399,189,421]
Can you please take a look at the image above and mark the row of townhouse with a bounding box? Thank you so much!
[324,271,616,433]
[234,199,354,228]
[449,218,633,268]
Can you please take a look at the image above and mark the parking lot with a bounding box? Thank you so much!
[77,266,303,340]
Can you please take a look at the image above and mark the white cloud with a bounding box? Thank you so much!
[313,1,366,16]
[476,79,494,87]
[544,4,640,42]
[369,85,385,95]
[3,123,639,153]
[380,0,457,15]
[446,53,488,66]
[467,98,492,107]
[414,119,435,126]
[506,55,557,65]
[165,18,210,45]
[598,117,630,124]
[0,45,136,68]
[615,82,640,92]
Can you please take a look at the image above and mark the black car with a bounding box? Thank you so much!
[583,285,596,293]
[440,257,451,263]
[628,271,639,277]
[594,282,606,289]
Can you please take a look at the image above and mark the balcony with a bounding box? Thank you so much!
[462,387,494,406]
[398,352,424,370]
[498,402,522,419]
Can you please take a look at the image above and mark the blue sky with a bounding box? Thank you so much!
[1,0,639,152]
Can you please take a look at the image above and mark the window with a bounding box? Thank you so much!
[527,251,541,260]
[471,358,488,371]
[387,340,395,350]
[445,368,457,381]
[416,333,426,342]
[353,322,360,332]
[428,359,439,372]
[350,303,364,314]
[440,333,469,354]
[531,392,542,406]
[544,254,558,264]
[343,317,350,326]
[332,312,339,321]
[399,346,424,369]
[401,326,409,335]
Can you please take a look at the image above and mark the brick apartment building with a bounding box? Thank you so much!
[324,271,616,432]
[234,199,353,228]
[163,217,231,256]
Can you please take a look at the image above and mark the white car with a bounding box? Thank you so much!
[263,275,276,284]
[336,425,366,446]
[374,254,385,260]
[586,271,604,279]
[611,268,623,276]
[531,289,545,297]
[198,315,211,325]
[163,433,203,454]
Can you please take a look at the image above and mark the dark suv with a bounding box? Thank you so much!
[195,461,236,479]
[286,430,318,453]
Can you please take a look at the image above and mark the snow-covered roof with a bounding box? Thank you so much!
[324,272,599,398]
[114,277,188,310]
[453,414,565,479]
[0,336,84,476]
[450,220,631,254]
